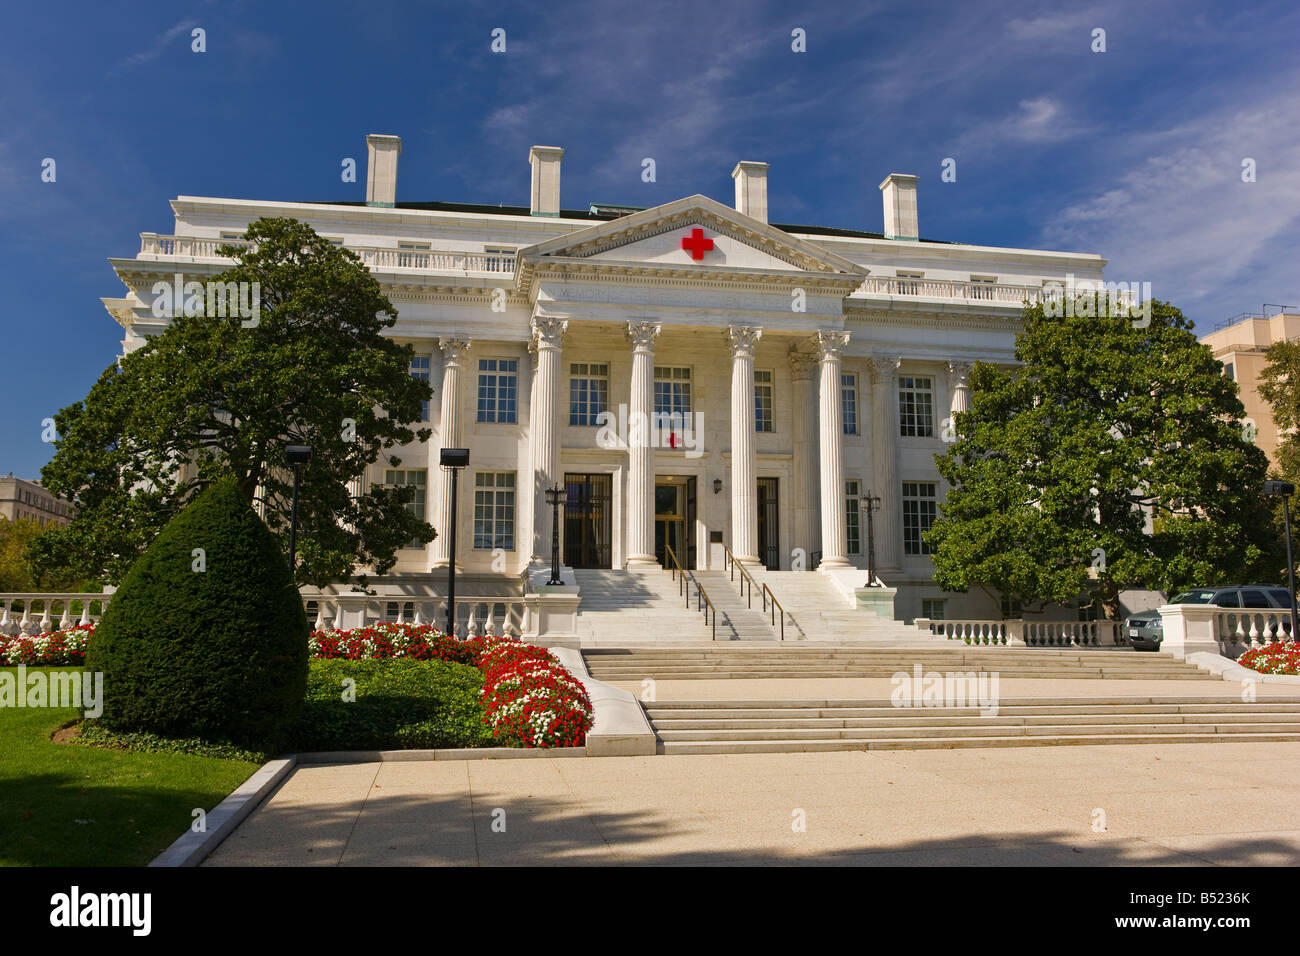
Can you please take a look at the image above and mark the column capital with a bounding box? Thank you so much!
[726,325,763,359]
[788,350,818,379]
[531,315,568,349]
[627,320,662,352]
[946,360,975,387]
[815,329,851,362]
[869,354,901,382]
[438,337,472,365]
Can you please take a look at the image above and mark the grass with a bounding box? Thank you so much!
[0,667,260,867]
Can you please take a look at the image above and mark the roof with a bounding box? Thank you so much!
[302,199,952,244]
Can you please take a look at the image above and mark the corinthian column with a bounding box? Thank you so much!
[431,337,470,567]
[625,321,661,568]
[946,361,974,437]
[789,350,819,569]
[530,315,567,563]
[870,355,902,572]
[817,330,851,570]
[727,326,762,563]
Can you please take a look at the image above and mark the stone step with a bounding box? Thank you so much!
[650,712,1300,731]
[654,721,1300,741]
[657,732,1300,754]
[645,703,1300,719]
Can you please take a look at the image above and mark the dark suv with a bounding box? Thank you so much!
[1125,586,1294,651]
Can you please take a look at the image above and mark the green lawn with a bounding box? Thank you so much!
[0,667,260,867]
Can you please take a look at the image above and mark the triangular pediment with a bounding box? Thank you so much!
[514,194,867,294]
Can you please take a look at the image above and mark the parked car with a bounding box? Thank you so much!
[1125,585,1294,651]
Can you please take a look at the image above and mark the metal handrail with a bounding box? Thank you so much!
[665,544,717,641]
[762,583,786,641]
[721,543,758,609]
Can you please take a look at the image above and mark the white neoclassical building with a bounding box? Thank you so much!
[102,134,1116,626]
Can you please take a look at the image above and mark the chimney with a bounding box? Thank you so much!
[732,161,769,223]
[529,146,564,217]
[879,173,919,240]
[365,134,402,207]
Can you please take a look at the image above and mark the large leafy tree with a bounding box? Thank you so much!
[927,297,1278,619]
[30,218,434,588]
[1257,339,1300,481]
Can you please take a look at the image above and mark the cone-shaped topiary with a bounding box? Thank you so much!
[87,475,309,749]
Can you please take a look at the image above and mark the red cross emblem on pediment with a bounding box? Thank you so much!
[681,227,714,260]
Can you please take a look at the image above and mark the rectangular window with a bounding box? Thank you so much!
[474,472,516,550]
[384,468,427,548]
[409,354,431,422]
[842,373,858,436]
[569,362,609,426]
[921,598,946,620]
[969,276,996,300]
[899,376,934,438]
[484,246,516,273]
[902,481,937,555]
[1224,362,1235,380]
[754,369,774,432]
[1000,594,1023,619]
[397,241,430,268]
[477,358,518,423]
[896,271,923,295]
[845,480,862,555]
[654,366,692,417]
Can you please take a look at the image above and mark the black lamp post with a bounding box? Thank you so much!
[440,448,470,636]
[1265,480,1299,642]
[545,485,566,586]
[861,489,882,587]
[285,445,312,573]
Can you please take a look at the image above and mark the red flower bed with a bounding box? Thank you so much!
[1238,641,1300,676]
[0,623,93,666]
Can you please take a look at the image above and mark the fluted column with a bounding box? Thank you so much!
[947,360,973,425]
[727,326,762,563]
[530,315,567,563]
[431,337,470,567]
[625,321,661,567]
[817,330,851,570]
[871,355,902,572]
[789,351,819,569]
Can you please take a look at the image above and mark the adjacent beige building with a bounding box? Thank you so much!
[1200,311,1300,469]
[0,476,75,526]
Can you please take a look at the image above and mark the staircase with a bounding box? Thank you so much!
[573,569,714,645]
[690,570,782,642]
[644,696,1300,753]
[582,645,1216,681]
[748,568,929,643]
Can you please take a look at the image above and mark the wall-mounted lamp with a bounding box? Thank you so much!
[713,478,723,495]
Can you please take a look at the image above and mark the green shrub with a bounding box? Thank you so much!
[86,476,308,750]
[290,658,493,752]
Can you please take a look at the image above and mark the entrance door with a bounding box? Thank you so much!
[563,473,612,568]
[653,479,694,569]
[757,477,780,570]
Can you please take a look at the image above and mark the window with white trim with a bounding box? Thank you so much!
[409,354,431,422]
[654,367,692,416]
[477,358,518,423]
[384,468,427,548]
[474,472,516,550]
[754,369,774,432]
[842,373,858,435]
[899,376,934,437]
[845,480,862,555]
[921,598,946,620]
[902,481,937,555]
[569,362,609,426]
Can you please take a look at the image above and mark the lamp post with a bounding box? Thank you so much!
[285,445,312,573]
[1265,480,1299,642]
[440,448,470,636]
[545,485,566,586]
[861,489,882,587]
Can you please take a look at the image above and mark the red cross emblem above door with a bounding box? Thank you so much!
[681,227,714,260]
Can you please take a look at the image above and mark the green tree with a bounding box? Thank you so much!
[928,297,1277,619]
[87,477,308,749]
[0,516,92,592]
[30,218,434,588]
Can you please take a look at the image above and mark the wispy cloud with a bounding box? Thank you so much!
[109,19,199,76]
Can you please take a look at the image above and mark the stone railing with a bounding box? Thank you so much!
[857,276,1135,308]
[303,593,527,638]
[0,594,111,637]
[914,618,1121,647]
[138,233,515,275]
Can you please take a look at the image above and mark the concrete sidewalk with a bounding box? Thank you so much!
[203,741,1300,866]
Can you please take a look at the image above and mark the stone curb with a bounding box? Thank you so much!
[295,746,586,762]
[1187,651,1300,685]
[552,646,658,756]
[148,755,297,867]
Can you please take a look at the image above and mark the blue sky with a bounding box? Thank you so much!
[2,0,1298,479]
